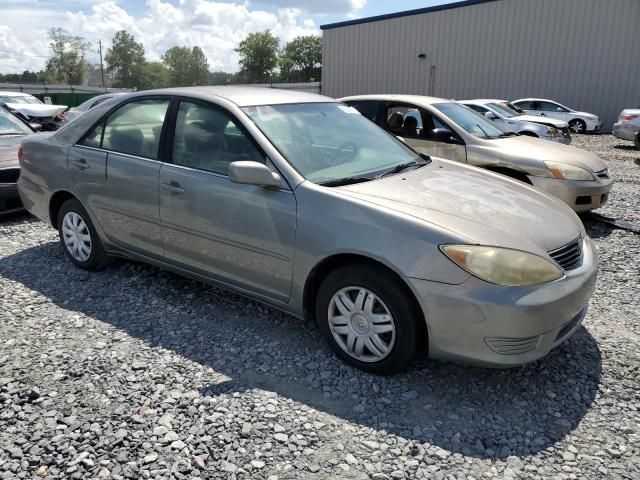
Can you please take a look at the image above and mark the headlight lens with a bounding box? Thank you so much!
[441,245,564,286]
[544,161,595,181]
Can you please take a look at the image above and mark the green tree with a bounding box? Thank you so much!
[162,46,209,86]
[45,28,91,84]
[235,30,279,83]
[105,30,146,88]
[208,71,234,85]
[138,62,170,90]
[279,35,322,82]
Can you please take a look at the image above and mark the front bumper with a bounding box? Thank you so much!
[0,183,23,214]
[613,122,639,142]
[407,236,598,367]
[529,175,613,213]
[586,119,602,132]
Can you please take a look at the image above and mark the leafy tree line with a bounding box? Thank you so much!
[1,28,322,89]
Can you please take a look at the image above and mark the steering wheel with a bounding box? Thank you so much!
[336,141,359,161]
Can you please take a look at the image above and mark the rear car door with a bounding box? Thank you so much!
[158,99,297,301]
[97,97,170,257]
[383,103,466,163]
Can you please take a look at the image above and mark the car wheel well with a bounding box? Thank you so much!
[303,254,427,341]
[49,191,76,229]
[520,131,538,137]
[484,166,532,185]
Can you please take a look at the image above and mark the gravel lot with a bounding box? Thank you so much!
[1,134,639,480]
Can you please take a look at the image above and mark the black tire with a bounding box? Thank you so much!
[519,131,539,137]
[634,133,640,150]
[315,264,422,375]
[57,198,110,271]
[568,119,586,134]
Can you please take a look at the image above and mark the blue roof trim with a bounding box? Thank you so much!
[320,0,500,30]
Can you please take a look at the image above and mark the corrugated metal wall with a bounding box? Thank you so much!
[322,0,640,129]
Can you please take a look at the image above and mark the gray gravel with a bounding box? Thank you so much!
[1,134,639,479]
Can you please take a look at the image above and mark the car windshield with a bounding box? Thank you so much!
[432,102,507,139]
[488,102,521,118]
[0,109,32,134]
[243,103,422,184]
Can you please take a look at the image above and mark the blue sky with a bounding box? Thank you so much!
[0,0,455,73]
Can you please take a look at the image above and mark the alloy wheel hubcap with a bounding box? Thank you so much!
[328,286,396,363]
[570,121,584,133]
[62,211,92,262]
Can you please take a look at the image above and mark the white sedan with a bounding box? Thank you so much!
[511,98,602,134]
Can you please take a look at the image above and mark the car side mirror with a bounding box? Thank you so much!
[484,111,497,120]
[556,107,563,112]
[29,122,42,132]
[430,128,458,143]
[228,161,282,188]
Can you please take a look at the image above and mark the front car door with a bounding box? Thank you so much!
[382,103,467,163]
[89,97,171,257]
[538,101,570,122]
[159,99,297,302]
[68,123,108,214]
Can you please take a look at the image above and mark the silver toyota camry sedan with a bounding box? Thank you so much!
[18,87,598,374]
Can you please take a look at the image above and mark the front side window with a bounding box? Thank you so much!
[102,99,170,159]
[432,102,506,139]
[243,102,421,184]
[346,101,379,122]
[465,104,489,114]
[539,101,565,112]
[172,101,264,175]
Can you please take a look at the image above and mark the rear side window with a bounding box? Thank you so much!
[81,122,104,148]
[101,99,170,159]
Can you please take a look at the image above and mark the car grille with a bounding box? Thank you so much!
[595,168,609,179]
[548,237,583,271]
[0,168,20,184]
[485,335,540,355]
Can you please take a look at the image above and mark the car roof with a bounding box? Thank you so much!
[128,86,335,107]
[513,98,556,103]
[0,91,32,97]
[339,94,452,107]
[459,99,508,105]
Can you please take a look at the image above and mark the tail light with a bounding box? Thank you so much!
[18,145,23,165]
[620,113,638,121]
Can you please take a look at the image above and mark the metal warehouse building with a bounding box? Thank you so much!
[321,0,640,130]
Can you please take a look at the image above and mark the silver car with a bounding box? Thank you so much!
[65,93,128,122]
[612,109,640,149]
[460,99,572,145]
[18,87,597,373]
[342,94,612,212]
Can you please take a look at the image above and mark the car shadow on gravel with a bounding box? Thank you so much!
[0,242,602,461]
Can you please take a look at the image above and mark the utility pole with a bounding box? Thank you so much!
[98,40,105,90]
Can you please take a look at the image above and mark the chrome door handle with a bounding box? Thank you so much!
[71,159,89,170]
[161,182,185,194]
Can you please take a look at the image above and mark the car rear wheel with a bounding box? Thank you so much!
[568,119,586,134]
[315,264,422,374]
[57,198,110,271]
[634,132,640,150]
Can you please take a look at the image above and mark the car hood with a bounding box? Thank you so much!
[572,111,598,120]
[336,158,584,254]
[515,115,568,128]
[0,135,24,168]
[5,103,67,118]
[486,136,606,172]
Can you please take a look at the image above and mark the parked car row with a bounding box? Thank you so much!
[16,87,605,374]
[342,94,612,213]
[613,108,640,149]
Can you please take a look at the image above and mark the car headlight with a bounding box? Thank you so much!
[544,161,595,181]
[441,245,563,286]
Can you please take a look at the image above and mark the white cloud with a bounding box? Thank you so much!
[0,0,324,74]
[251,0,366,14]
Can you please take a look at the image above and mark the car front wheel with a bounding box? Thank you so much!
[315,264,422,374]
[568,119,586,133]
[57,198,110,271]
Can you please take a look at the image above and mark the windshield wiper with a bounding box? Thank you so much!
[318,176,373,187]
[0,132,24,136]
[376,156,431,179]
